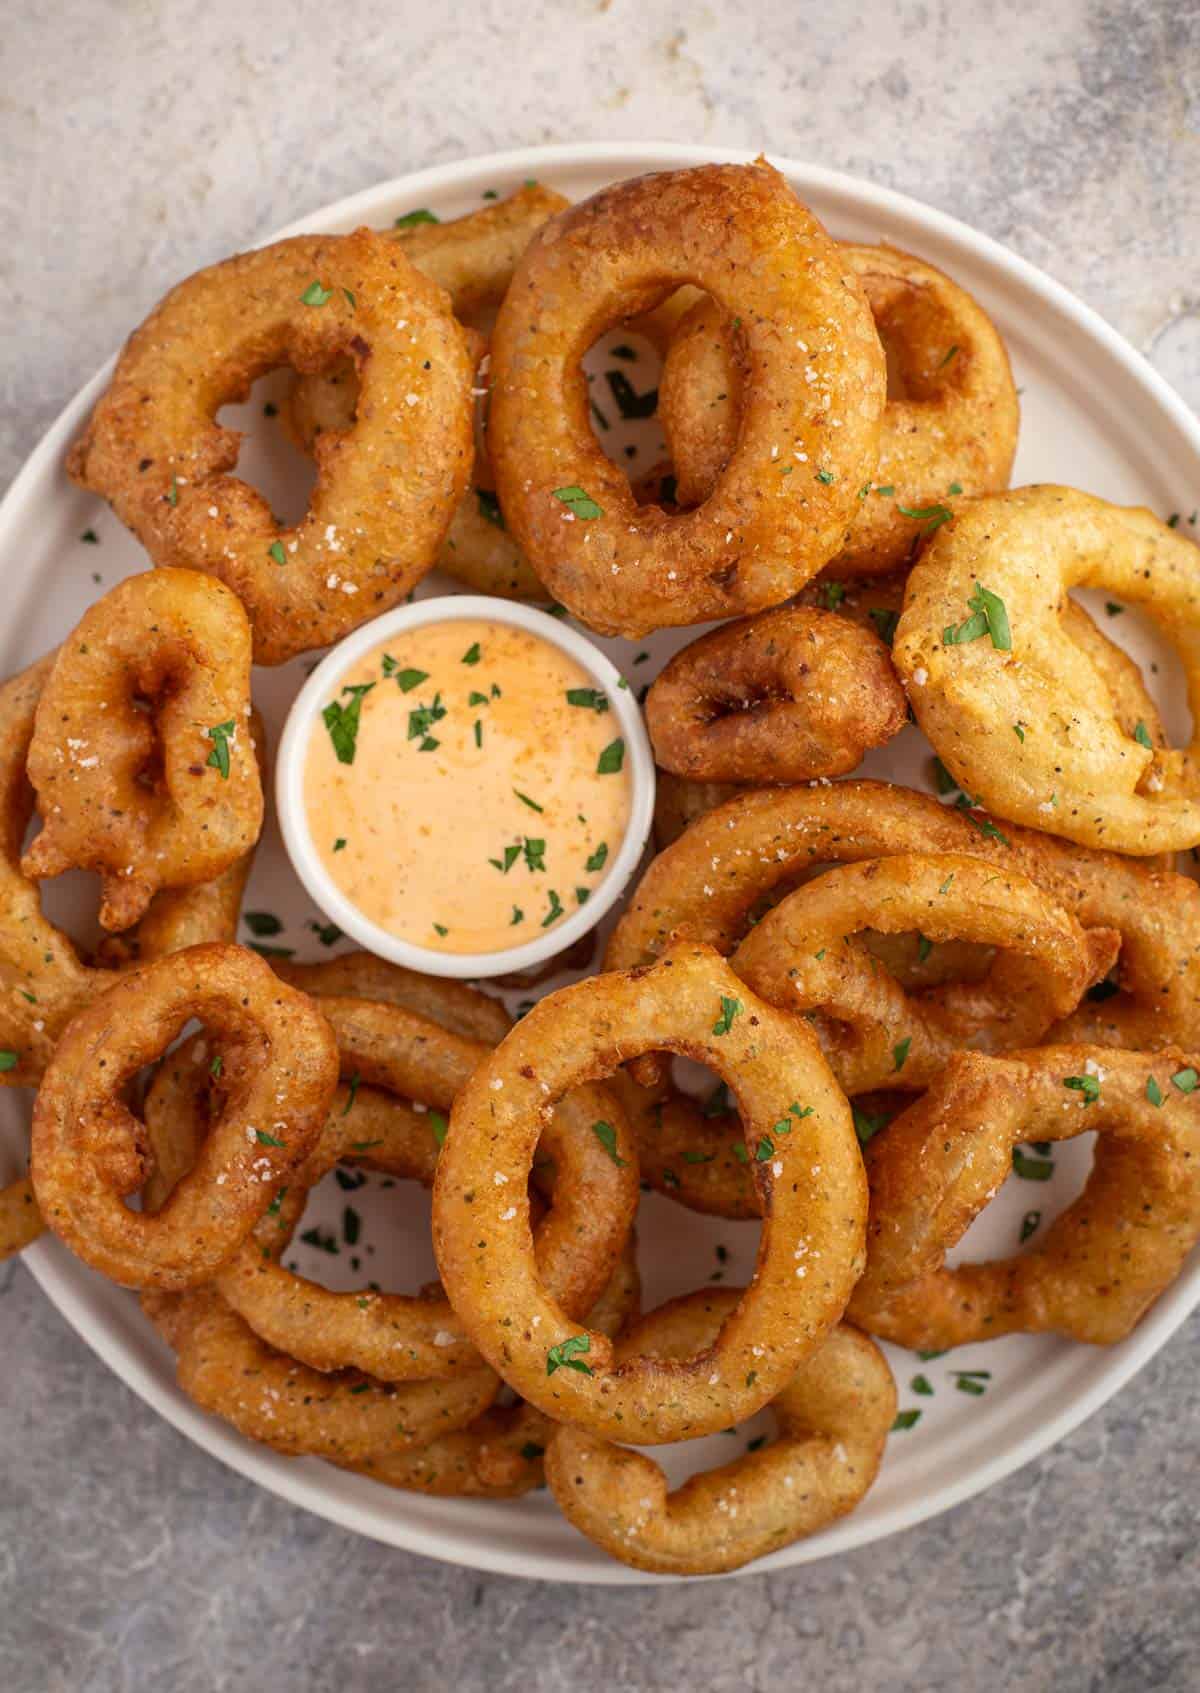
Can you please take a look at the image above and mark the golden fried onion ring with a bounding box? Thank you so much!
[732,853,1118,1094]
[606,780,1200,1088]
[141,1285,497,1462]
[659,243,1018,576]
[433,943,865,1443]
[32,943,339,1288]
[895,487,1200,854]
[68,229,474,664]
[546,1295,894,1574]
[21,570,261,931]
[849,1045,1200,1347]
[488,162,885,635]
[645,606,907,784]
[209,997,638,1381]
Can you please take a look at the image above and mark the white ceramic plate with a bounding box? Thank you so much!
[5,143,1199,1586]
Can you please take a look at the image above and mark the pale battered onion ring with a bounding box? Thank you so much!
[272,951,510,1045]
[0,1176,42,1262]
[659,244,1018,575]
[546,1295,894,1574]
[895,487,1200,854]
[141,1286,497,1462]
[287,187,571,602]
[0,658,262,1082]
[645,606,906,783]
[732,853,1119,1094]
[21,570,261,932]
[849,1045,1200,1348]
[606,780,1200,1088]
[210,997,638,1381]
[345,1240,641,1499]
[433,943,865,1443]
[68,229,474,664]
[488,161,885,636]
[32,943,339,1289]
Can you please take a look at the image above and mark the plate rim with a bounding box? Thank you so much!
[10,138,1200,1586]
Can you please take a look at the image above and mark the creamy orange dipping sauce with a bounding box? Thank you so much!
[305,618,633,954]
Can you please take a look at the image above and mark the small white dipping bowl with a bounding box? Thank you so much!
[276,595,656,980]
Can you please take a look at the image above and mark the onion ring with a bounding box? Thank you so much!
[546,1295,894,1574]
[141,1286,496,1462]
[21,570,261,931]
[894,486,1200,854]
[344,1240,641,1499]
[271,951,510,1044]
[67,229,474,664]
[606,779,1200,1087]
[210,997,637,1380]
[645,606,906,783]
[488,161,885,636]
[732,852,1118,1094]
[433,942,865,1443]
[32,942,339,1288]
[848,1044,1200,1347]
[659,243,1018,576]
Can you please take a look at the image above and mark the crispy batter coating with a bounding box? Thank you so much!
[141,1285,497,1462]
[732,852,1118,1093]
[546,1297,894,1574]
[849,1045,1200,1347]
[488,162,885,635]
[895,487,1200,854]
[660,243,1018,575]
[32,943,339,1288]
[433,943,865,1443]
[68,228,474,663]
[645,605,906,783]
[22,570,261,931]
[606,780,1200,1088]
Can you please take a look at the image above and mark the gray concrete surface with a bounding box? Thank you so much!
[2,1,1198,1687]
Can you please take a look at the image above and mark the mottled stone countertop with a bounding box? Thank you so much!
[2,2,1198,1688]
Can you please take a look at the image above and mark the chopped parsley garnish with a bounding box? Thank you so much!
[868,607,899,645]
[585,842,609,872]
[541,890,564,927]
[461,642,482,665]
[523,837,546,873]
[382,656,429,692]
[490,843,521,874]
[893,1037,912,1073]
[433,922,448,937]
[575,887,589,905]
[820,581,845,610]
[1012,1147,1054,1181]
[406,691,446,745]
[552,485,603,520]
[514,790,544,813]
[565,687,609,713]
[597,738,625,774]
[712,995,743,1036]
[1013,723,1026,742]
[80,528,99,544]
[938,344,960,368]
[254,1129,285,1147]
[322,683,375,764]
[943,581,1011,649]
[891,1409,922,1431]
[853,1107,890,1145]
[1171,1067,1198,1093]
[1133,720,1153,749]
[1020,1210,1041,1243]
[332,837,347,852]
[1146,1076,1164,1107]
[545,1334,593,1376]
[342,288,356,310]
[1106,601,1124,617]
[1064,1073,1100,1105]
[917,934,933,963]
[247,942,293,959]
[394,208,439,226]
[754,1135,774,1162]
[268,540,286,566]
[948,481,964,496]
[299,280,334,306]
[166,477,179,506]
[591,1120,627,1167]
[204,719,235,779]
[243,910,283,937]
[701,1082,732,1118]
[815,468,836,485]
[342,1206,361,1246]
[210,1055,223,1078]
[473,720,482,748]
[510,905,524,925]
[911,1374,934,1396]
[605,369,658,419]
[300,1225,338,1254]
[429,1111,448,1147]
[609,344,637,361]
